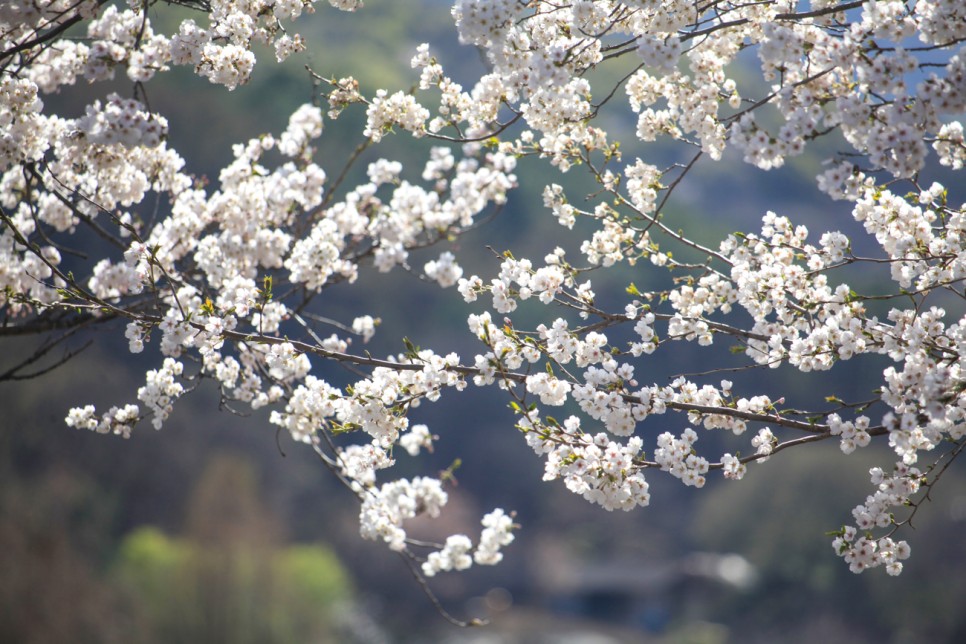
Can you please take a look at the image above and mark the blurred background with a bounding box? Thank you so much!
[3,1,966,642]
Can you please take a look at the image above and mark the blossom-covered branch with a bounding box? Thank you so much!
[2,0,966,612]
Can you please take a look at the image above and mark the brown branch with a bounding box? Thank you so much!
[0,321,94,381]
[0,3,98,62]
[397,550,485,628]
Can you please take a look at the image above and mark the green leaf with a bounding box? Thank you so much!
[402,336,421,358]
[262,275,273,300]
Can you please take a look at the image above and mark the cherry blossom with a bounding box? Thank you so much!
[3,2,966,621]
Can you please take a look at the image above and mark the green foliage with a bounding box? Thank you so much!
[275,544,353,608]
[115,526,190,598]
[114,527,353,644]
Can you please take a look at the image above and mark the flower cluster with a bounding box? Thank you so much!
[526,413,651,512]
[0,77,47,170]
[831,463,920,575]
[76,94,168,148]
[364,91,430,142]
[66,403,141,439]
[137,358,185,430]
[359,476,448,552]
[421,508,516,576]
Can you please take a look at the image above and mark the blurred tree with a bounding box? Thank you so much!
[115,454,354,643]
[0,468,131,644]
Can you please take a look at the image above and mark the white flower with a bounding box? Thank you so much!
[424,251,463,287]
